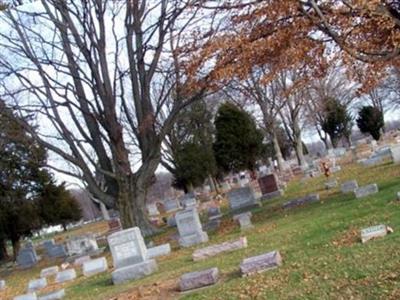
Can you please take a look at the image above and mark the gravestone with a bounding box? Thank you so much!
[341,180,358,193]
[175,207,208,247]
[147,244,171,259]
[0,279,5,290]
[108,218,122,234]
[42,240,55,252]
[27,278,47,293]
[47,245,67,258]
[107,227,157,284]
[167,215,177,227]
[14,293,37,300]
[192,237,247,261]
[240,250,282,277]
[146,203,160,216]
[180,268,219,292]
[205,207,222,231]
[390,145,400,163]
[330,165,341,173]
[163,199,181,213]
[180,193,197,208]
[282,194,320,209]
[354,184,379,198]
[82,257,108,277]
[66,234,99,256]
[233,212,253,230]
[324,179,338,190]
[227,187,260,213]
[73,255,91,266]
[258,174,283,200]
[361,225,387,243]
[17,247,39,269]
[55,269,76,283]
[37,289,65,300]
[40,266,59,278]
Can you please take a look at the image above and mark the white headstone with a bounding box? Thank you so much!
[82,257,108,277]
[55,269,76,283]
[40,266,59,278]
[175,207,208,247]
[361,225,387,243]
[27,278,47,292]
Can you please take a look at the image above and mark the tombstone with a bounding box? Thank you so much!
[330,165,341,173]
[163,199,181,213]
[0,279,5,290]
[226,187,260,213]
[107,227,157,285]
[324,179,338,190]
[66,234,99,257]
[180,193,197,208]
[192,237,248,261]
[14,293,37,300]
[354,184,379,198]
[175,207,208,247]
[47,245,67,258]
[205,207,222,231]
[16,247,39,269]
[73,255,91,267]
[82,257,108,277]
[180,268,219,292]
[233,212,253,230]
[360,156,384,167]
[390,144,400,163]
[361,225,387,243]
[40,266,59,278]
[282,194,320,209]
[27,278,47,293]
[341,180,358,194]
[37,289,65,300]
[147,244,171,259]
[42,240,55,252]
[167,215,177,227]
[146,203,160,216]
[240,250,282,277]
[108,218,122,234]
[258,174,283,200]
[55,269,77,283]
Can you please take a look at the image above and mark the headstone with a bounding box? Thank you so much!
[330,165,341,173]
[257,174,283,200]
[42,240,55,252]
[167,215,177,227]
[361,156,384,167]
[37,289,65,300]
[66,234,99,257]
[175,207,208,247]
[361,225,387,243]
[107,227,157,285]
[324,179,338,190]
[146,203,160,216]
[260,190,283,201]
[17,247,39,269]
[233,212,253,230]
[205,207,222,231]
[55,269,77,283]
[14,293,37,300]
[82,257,108,277]
[40,266,59,278]
[192,237,247,261]
[240,250,282,277]
[282,194,320,209]
[354,184,379,198]
[341,180,358,193]
[108,218,122,234]
[180,268,219,292]
[163,199,181,213]
[226,187,260,213]
[390,145,400,163]
[27,278,47,293]
[47,245,67,258]
[180,193,197,208]
[147,244,171,259]
[0,279,5,290]
[73,255,91,266]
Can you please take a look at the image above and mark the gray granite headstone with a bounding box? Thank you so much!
[180,268,219,291]
[82,257,108,277]
[55,269,76,283]
[37,289,65,300]
[324,179,338,190]
[282,194,320,209]
[361,224,387,243]
[354,184,379,198]
[40,266,59,278]
[163,199,181,213]
[147,244,171,259]
[205,207,222,231]
[107,227,157,285]
[180,193,197,208]
[227,187,260,213]
[17,247,38,269]
[240,250,282,276]
[233,212,253,230]
[341,180,358,193]
[192,237,248,261]
[167,215,177,227]
[390,145,400,163]
[27,278,47,293]
[47,245,67,258]
[14,293,37,300]
[66,234,98,257]
[175,207,208,247]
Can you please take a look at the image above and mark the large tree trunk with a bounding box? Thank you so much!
[272,129,285,172]
[11,237,20,261]
[0,238,8,261]
[293,123,306,166]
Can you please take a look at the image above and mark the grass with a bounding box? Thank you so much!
[1,158,400,299]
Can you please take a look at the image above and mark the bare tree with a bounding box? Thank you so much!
[0,0,210,235]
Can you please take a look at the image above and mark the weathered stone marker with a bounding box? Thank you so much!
[147,244,171,259]
[324,179,338,190]
[66,234,99,257]
[205,207,222,231]
[354,183,379,198]
[390,145,400,163]
[282,194,320,209]
[108,227,157,285]
[0,279,5,290]
[17,246,39,269]
[233,212,253,230]
[27,278,47,293]
[40,266,59,278]
[73,255,91,266]
[179,193,197,208]
[180,267,219,291]
[108,218,122,234]
[192,237,248,261]
[37,289,65,300]
[361,225,387,243]
[83,257,108,277]
[258,174,283,200]
[14,293,37,300]
[240,250,282,277]
[227,187,260,213]
[340,180,358,193]
[163,198,181,213]
[55,269,77,283]
[176,207,208,247]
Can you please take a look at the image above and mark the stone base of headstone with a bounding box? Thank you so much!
[28,278,47,293]
[37,289,65,300]
[361,225,387,243]
[240,250,282,277]
[179,232,209,248]
[192,237,247,261]
[324,180,338,190]
[112,259,157,285]
[233,212,253,230]
[40,266,59,278]
[341,180,358,193]
[147,244,171,259]
[354,184,379,198]
[83,257,108,277]
[180,268,219,292]
[260,190,283,201]
[14,293,37,300]
[55,269,76,283]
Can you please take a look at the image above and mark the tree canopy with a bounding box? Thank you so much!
[356,106,385,141]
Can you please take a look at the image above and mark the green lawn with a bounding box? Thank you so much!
[1,160,400,299]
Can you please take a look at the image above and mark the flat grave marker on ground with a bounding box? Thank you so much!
[55,269,76,283]
[180,268,219,292]
[82,257,108,277]
[240,250,282,277]
[37,289,65,300]
[192,237,247,261]
[361,225,387,243]
[341,180,358,194]
[27,278,47,293]
[354,184,379,198]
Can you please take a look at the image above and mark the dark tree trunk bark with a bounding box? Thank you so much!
[272,129,285,172]
[0,238,8,261]
[11,237,20,261]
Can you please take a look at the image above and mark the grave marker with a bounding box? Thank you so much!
[341,180,358,194]
[55,269,76,283]
[192,237,247,261]
[147,244,171,259]
[27,278,47,293]
[354,184,379,198]
[175,207,208,247]
[226,187,260,213]
[66,234,98,257]
[82,257,108,277]
[14,293,37,300]
[37,289,65,300]
[40,266,59,278]
[240,250,282,277]
[17,247,39,269]
[233,212,253,230]
[0,279,5,290]
[180,268,219,291]
[361,225,387,243]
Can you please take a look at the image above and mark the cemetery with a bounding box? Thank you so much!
[0,1,400,300]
